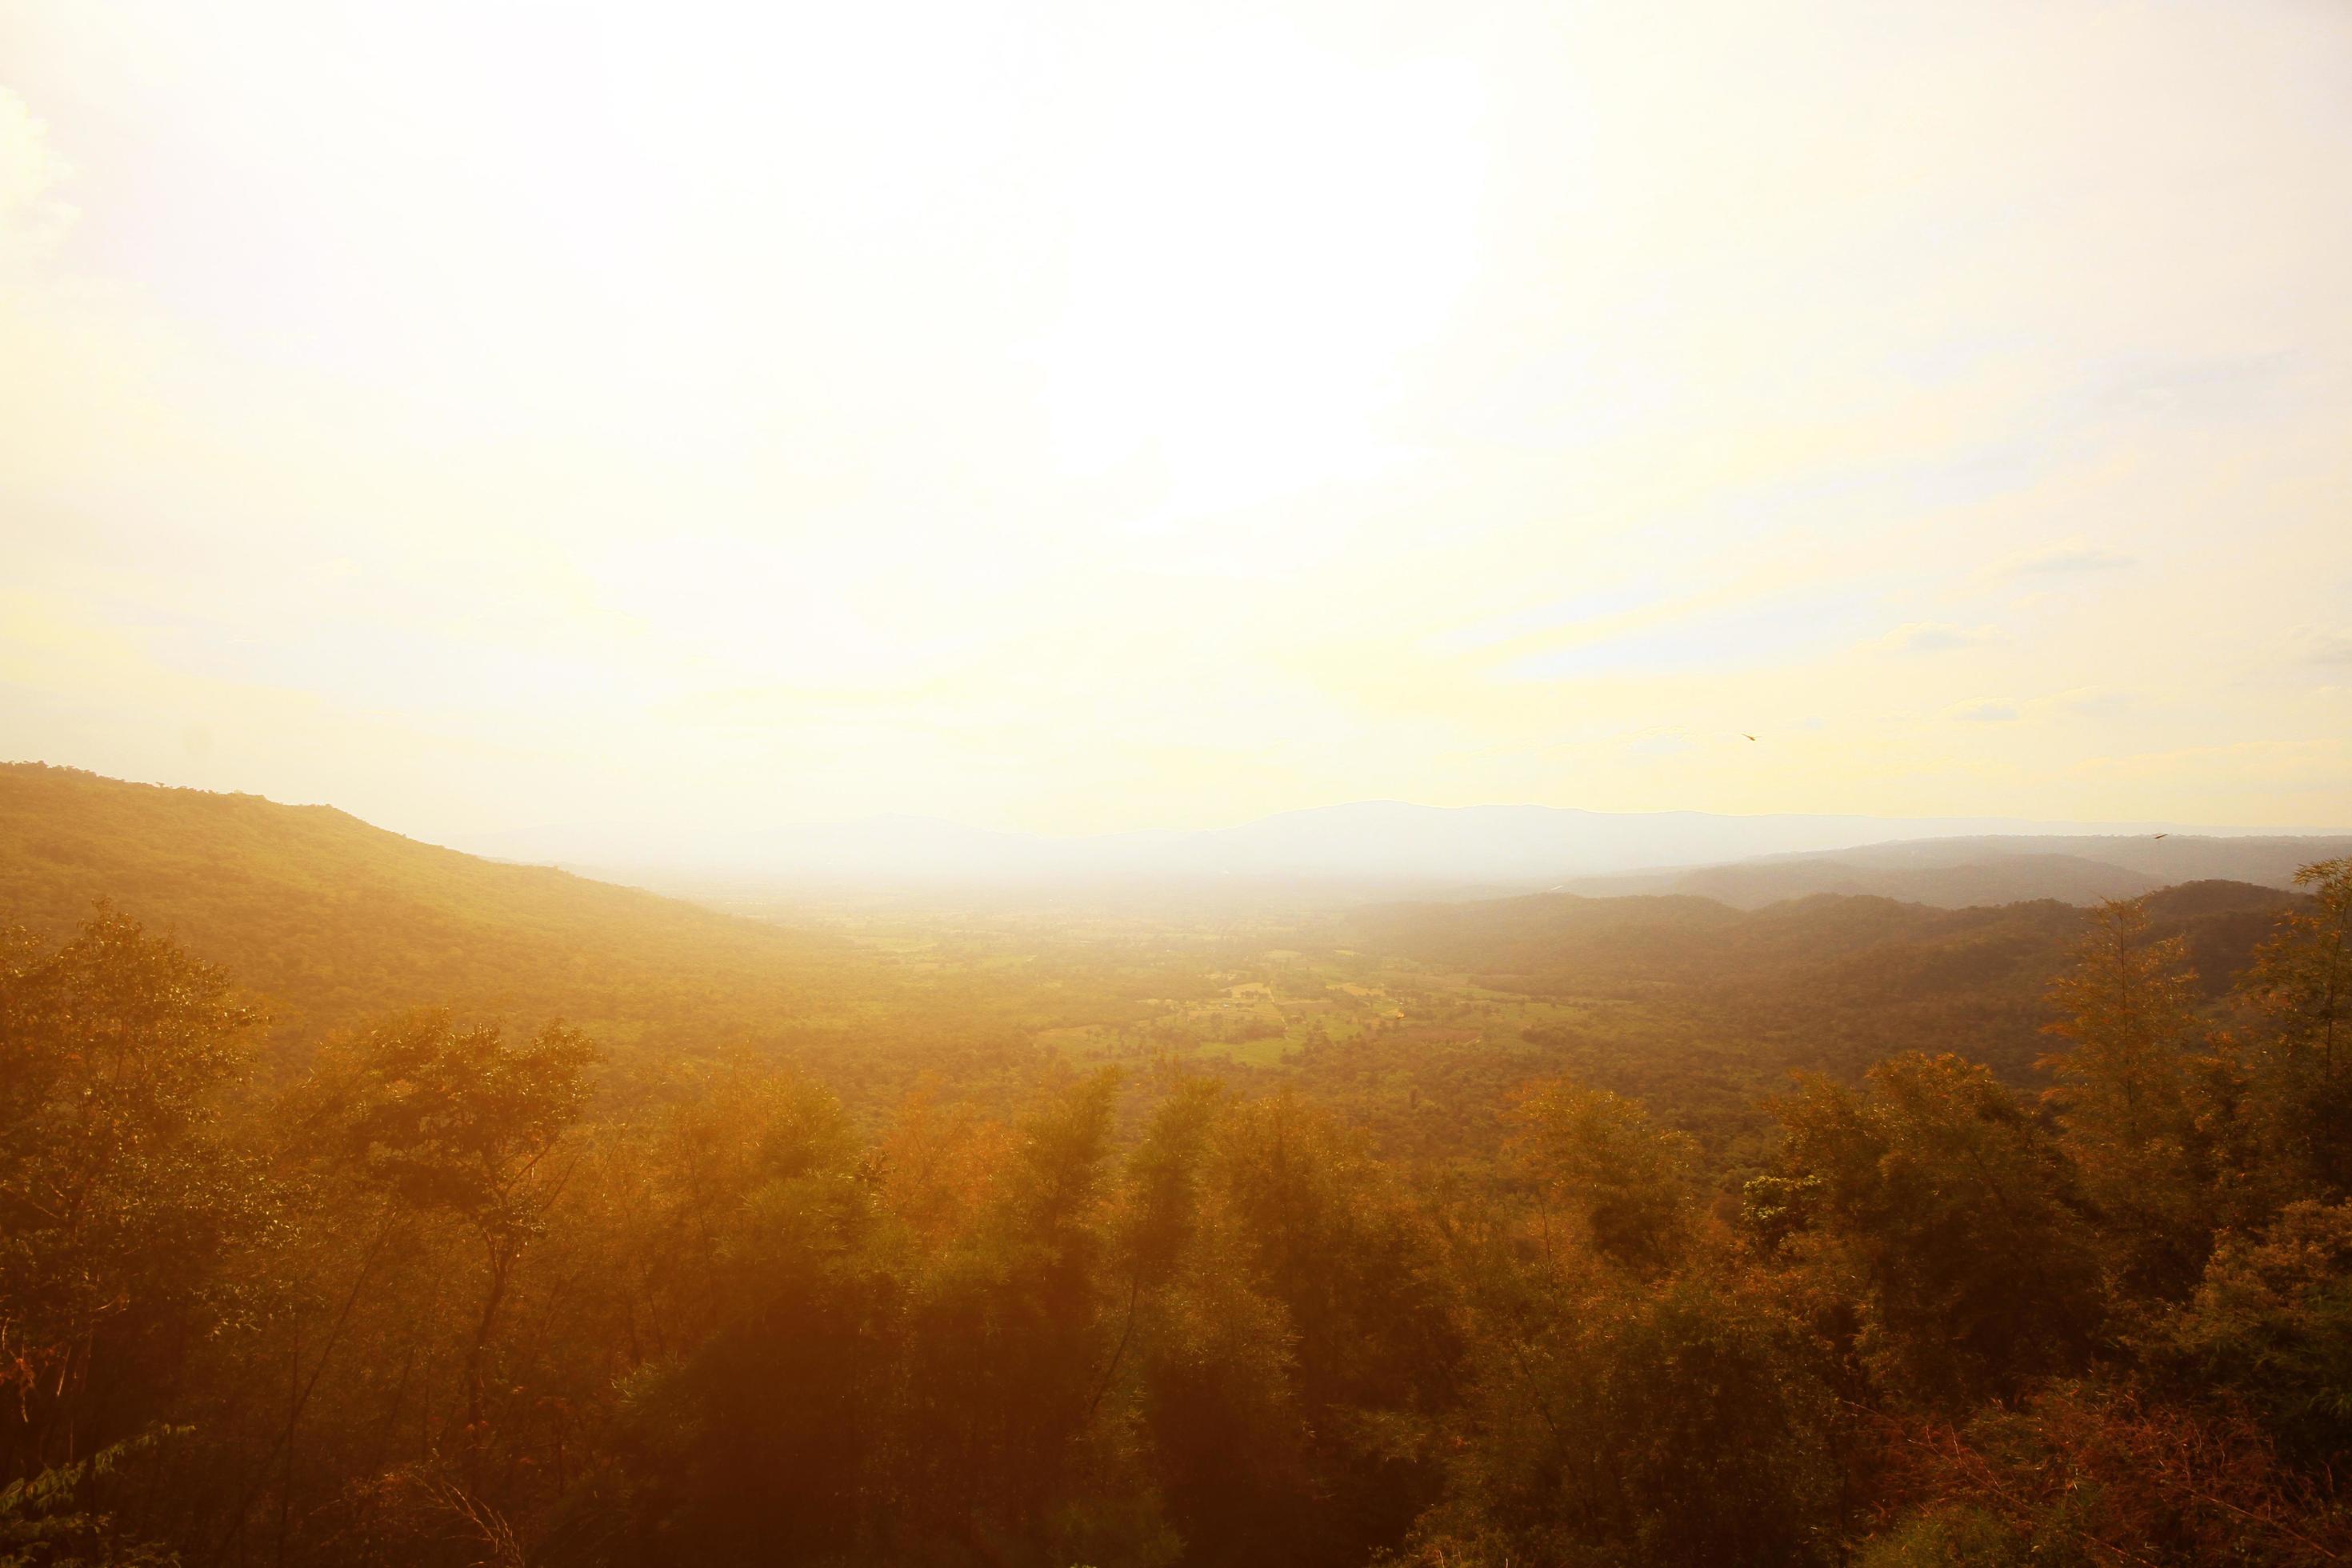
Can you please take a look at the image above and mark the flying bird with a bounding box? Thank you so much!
[2154,832,2170,839]
[1742,733,1756,742]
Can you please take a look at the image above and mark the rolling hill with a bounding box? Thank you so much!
[1554,833,2352,909]
[6,763,2330,1133]
[1333,875,2314,1118]
[0,762,861,1053]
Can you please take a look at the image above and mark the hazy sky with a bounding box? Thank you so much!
[3,0,2349,850]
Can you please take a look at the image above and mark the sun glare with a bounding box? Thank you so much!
[1044,30,1488,514]
[0,0,2346,845]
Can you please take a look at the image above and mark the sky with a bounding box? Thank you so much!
[2,0,2350,854]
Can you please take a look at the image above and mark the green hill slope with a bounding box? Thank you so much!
[1333,879,2309,1118]
[0,763,859,1051]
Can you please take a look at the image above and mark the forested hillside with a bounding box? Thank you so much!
[1333,880,2307,1116]
[5,858,2351,1565]
[0,764,862,1051]
[0,766,2316,1158]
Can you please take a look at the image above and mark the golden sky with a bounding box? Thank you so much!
[2,0,2349,849]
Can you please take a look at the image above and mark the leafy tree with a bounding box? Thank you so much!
[1198,1093,1462,1566]
[0,911,261,1484]
[866,1070,1138,1561]
[1113,1082,1306,1566]
[2038,898,2206,1290]
[292,1011,597,1490]
[1133,1266,1303,1567]
[1762,1054,2103,1403]
[2148,1198,2352,1468]
[582,1074,890,1566]
[1410,1274,1840,1567]
[2230,859,2352,1196]
[1512,1077,1696,1273]
[1860,1383,2347,1566]
[0,1423,190,1568]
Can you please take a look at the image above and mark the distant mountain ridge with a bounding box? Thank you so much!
[14,763,2345,922]
[1551,834,2352,910]
[524,800,2339,902]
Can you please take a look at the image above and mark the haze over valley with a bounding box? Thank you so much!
[485,798,2331,902]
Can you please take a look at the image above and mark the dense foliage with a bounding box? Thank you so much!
[4,854,2351,1565]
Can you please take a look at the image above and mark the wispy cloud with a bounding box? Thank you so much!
[2002,542,2136,578]
[1950,699,2019,723]
[2042,687,2132,718]
[2304,633,2352,667]
[1880,622,1996,654]
[2083,351,2306,426]
[1622,730,1695,759]
[1500,590,1877,682]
